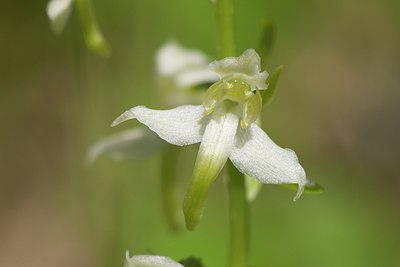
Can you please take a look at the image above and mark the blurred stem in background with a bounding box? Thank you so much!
[75,0,110,57]
[214,0,249,266]
[161,146,183,232]
[227,161,249,267]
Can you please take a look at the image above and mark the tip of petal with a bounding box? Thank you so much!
[293,182,305,202]
[111,108,138,127]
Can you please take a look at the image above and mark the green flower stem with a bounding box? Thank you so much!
[227,161,249,267]
[75,0,110,57]
[214,0,236,58]
[214,1,249,266]
[161,145,183,231]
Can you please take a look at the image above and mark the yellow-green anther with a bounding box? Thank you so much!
[241,90,262,128]
[223,79,250,104]
[205,78,263,128]
[203,80,225,114]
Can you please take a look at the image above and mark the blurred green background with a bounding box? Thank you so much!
[1,0,400,266]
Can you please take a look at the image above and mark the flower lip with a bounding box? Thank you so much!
[111,103,307,230]
[210,49,268,90]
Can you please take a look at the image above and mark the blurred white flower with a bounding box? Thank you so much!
[124,251,183,267]
[156,41,219,88]
[86,127,166,165]
[46,0,73,34]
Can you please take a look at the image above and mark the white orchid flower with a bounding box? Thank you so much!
[124,251,183,267]
[112,49,307,230]
[87,42,221,231]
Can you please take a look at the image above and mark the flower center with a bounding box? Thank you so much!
[203,78,262,128]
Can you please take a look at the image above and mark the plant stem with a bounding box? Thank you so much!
[75,0,110,57]
[161,145,183,231]
[227,162,249,267]
[214,1,249,266]
[214,0,236,58]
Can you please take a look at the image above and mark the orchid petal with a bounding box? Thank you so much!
[183,104,240,230]
[111,105,205,146]
[210,49,268,90]
[124,251,183,267]
[46,0,73,35]
[230,123,306,200]
[86,127,166,165]
[156,42,218,88]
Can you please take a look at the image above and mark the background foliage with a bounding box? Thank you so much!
[1,0,400,266]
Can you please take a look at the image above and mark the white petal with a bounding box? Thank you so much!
[156,41,211,77]
[210,49,268,90]
[86,127,166,165]
[183,104,239,230]
[111,105,205,146]
[46,0,73,35]
[124,251,183,267]
[229,123,306,200]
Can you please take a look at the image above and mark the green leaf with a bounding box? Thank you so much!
[179,256,204,267]
[258,17,275,69]
[280,179,325,194]
[262,65,283,106]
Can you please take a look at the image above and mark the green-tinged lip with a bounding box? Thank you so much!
[183,104,239,230]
